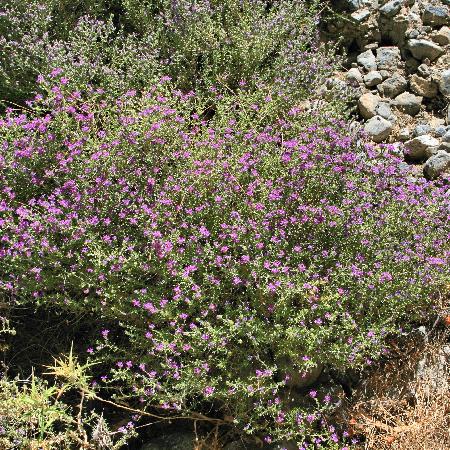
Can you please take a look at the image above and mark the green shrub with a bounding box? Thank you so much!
[0,78,448,446]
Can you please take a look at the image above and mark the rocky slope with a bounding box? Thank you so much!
[321,0,450,179]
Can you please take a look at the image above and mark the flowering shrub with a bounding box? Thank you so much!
[1,76,449,446]
[1,0,344,122]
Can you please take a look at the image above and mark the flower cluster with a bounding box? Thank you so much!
[1,76,448,445]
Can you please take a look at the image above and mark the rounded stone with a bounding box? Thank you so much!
[394,92,422,116]
[364,115,393,142]
[363,71,383,87]
[423,151,450,180]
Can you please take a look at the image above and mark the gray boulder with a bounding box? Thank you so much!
[364,70,383,87]
[364,115,393,142]
[413,124,432,137]
[377,74,407,98]
[394,91,422,116]
[351,8,371,23]
[407,39,444,61]
[438,69,450,96]
[404,135,440,161]
[376,46,401,70]
[346,67,364,85]
[422,4,450,27]
[357,50,377,72]
[380,0,402,17]
[376,102,394,120]
[423,151,450,180]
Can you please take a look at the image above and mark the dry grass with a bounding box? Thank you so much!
[341,331,450,450]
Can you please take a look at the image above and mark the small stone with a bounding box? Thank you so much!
[357,50,377,72]
[435,125,448,137]
[407,39,444,61]
[379,70,390,80]
[409,74,438,98]
[380,0,402,17]
[346,67,363,85]
[376,46,401,70]
[432,26,450,46]
[394,91,422,116]
[423,151,450,180]
[377,74,407,98]
[398,128,411,141]
[438,69,450,96]
[364,115,393,142]
[404,135,440,161]
[417,64,431,78]
[422,5,450,27]
[413,124,431,137]
[376,102,393,120]
[363,71,383,87]
[351,8,371,23]
[358,92,380,119]
[408,29,420,39]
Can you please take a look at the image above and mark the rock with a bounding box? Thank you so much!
[413,124,431,137]
[398,128,411,141]
[438,69,450,96]
[141,432,195,450]
[447,105,450,123]
[377,74,407,98]
[407,39,444,61]
[364,70,383,87]
[346,67,363,85]
[351,8,371,23]
[376,102,394,120]
[404,135,440,161]
[432,26,450,46]
[357,50,377,72]
[443,130,450,143]
[435,125,448,137]
[417,63,431,78]
[364,115,393,142]
[376,46,401,70]
[409,74,438,98]
[423,151,450,180]
[358,92,380,119]
[379,0,402,17]
[422,4,450,27]
[394,91,422,116]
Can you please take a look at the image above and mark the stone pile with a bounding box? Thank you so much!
[322,0,450,179]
